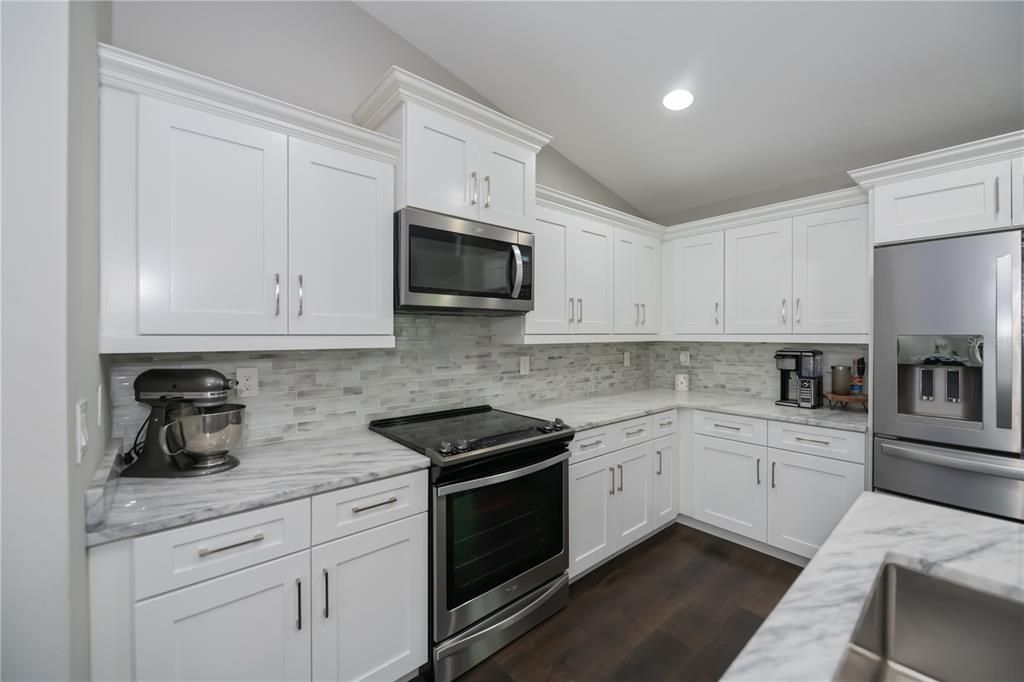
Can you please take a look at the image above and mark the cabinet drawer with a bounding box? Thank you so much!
[652,410,679,438]
[615,416,654,448]
[311,470,428,545]
[570,424,618,464]
[693,411,767,445]
[768,422,866,464]
[133,498,311,600]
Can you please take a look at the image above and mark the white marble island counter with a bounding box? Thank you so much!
[86,429,429,547]
[517,388,869,433]
[723,492,1024,681]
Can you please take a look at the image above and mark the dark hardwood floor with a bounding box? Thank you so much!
[460,525,801,682]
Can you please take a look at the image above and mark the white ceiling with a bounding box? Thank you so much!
[359,1,1024,223]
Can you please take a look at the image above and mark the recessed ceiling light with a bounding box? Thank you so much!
[662,89,694,111]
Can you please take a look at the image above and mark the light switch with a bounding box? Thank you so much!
[679,351,691,366]
[519,357,530,375]
[76,399,89,464]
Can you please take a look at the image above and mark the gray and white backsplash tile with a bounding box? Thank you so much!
[109,315,869,448]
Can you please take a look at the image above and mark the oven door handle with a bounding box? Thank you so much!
[435,451,570,497]
[510,244,524,299]
[879,441,1024,481]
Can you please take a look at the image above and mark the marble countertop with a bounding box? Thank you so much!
[518,388,869,433]
[86,429,429,547]
[723,492,1024,680]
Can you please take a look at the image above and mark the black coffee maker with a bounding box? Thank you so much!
[124,369,245,478]
[775,349,823,409]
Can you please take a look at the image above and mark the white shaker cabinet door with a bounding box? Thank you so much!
[665,232,724,334]
[692,435,767,542]
[477,133,535,232]
[1012,157,1024,225]
[792,204,869,334]
[136,97,288,335]
[725,219,793,334]
[404,103,479,221]
[312,514,428,682]
[571,217,615,333]
[134,552,311,681]
[569,453,617,577]
[613,229,640,333]
[637,234,661,334]
[651,435,677,528]
[525,206,573,334]
[288,138,394,335]
[613,443,653,548]
[766,448,863,558]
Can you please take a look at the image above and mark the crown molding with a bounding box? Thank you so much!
[98,44,401,163]
[663,187,866,240]
[353,66,552,151]
[849,130,1024,188]
[536,184,666,237]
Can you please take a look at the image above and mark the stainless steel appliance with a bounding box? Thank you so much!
[775,348,823,408]
[395,207,534,314]
[873,229,1024,521]
[370,406,574,681]
[124,369,245,478]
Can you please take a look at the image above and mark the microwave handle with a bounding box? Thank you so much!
[511,245,524,299]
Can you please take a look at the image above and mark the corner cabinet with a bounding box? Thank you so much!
[99,45,399,353]
[663,232,724,335]
[354,67,549,233]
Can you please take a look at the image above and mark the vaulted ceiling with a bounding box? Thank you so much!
[360,1,1024,224]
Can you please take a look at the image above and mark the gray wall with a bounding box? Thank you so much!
[108,0,644,217]
[1,2,109,678]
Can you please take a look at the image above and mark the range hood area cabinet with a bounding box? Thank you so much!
[354,67,552,233]
[98,46,399,353]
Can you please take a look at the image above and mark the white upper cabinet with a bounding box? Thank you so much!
[664,232,724,335]
[792,205,869,334]
[525,206,573,334]
[288,139,394,335]
[725,219,793,334]
[1013,157,1024,223]
[872,160,1012,244]
[136,97,289,335]
[613,229,660,334]
[355,69,551,233]
[572,217,615,333]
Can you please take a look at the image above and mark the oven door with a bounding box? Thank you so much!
[432,448,569,641]
[397,207,534,313]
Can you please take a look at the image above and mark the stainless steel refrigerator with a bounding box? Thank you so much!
[873,228,1024,520]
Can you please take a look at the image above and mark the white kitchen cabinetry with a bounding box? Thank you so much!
[136,97,289,336]
[651,435,677,527]
[1013,157,1023,223]
[792,204,869,334]
[872,160,1012,244]
[312,514,428,682]
[664,232,724,335]
[571,216,615,334]
[569,452,618,576]
[766,448,863,558]
[288,138,394,335]
[525,206,573,334]
[725,219,793,334]
[99,46,400,353]
[613,229,660,334]
[692,434,767,542]
[135,552,311,681]
[612,443,654,548]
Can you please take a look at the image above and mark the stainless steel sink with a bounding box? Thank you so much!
[834,563,1024,682]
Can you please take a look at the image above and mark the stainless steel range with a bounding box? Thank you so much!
[369,406,574,681]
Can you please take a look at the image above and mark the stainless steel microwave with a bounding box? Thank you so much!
[395,207,534,314]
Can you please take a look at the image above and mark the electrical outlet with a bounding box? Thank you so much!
[97,383,104,428]
[624,351,631,368]
[679,351,691,366]
[76,399,89,464]
[519,357,530,375]
[236,367,259,397]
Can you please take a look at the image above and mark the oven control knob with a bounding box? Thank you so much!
[438,441,453,455]
[455,439,470,452]
[553,418,566,430]
[539,422,555,433]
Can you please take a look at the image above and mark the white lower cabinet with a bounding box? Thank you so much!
[651,435,677,527]
[569,452,618,576]
[612,443,654,548]
[135,552,312,681]
[312,514,428,682]
[692,434,767,542]
[766,448,863,558]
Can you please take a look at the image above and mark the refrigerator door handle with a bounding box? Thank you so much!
[995,253,1015,429]
[880,441,1024,481]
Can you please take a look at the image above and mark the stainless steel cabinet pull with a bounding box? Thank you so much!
[609,467,615,495]
[470,171,478,205]
[617,463,624,491]
[322,568,329,619]
[781,298,786,325]
[714,301,720,325]
[484,175,492,208]
[796,297,801,324]
[580,440,603,449]
[635,303,640,324]
[995,177,1000,217]
[198,532,265,557]
[569,297,575,323]
[795,436,830,446]
[296,578,302,630]
[641,303,646,325]
[659,420,673,427]
[625,428,644,436]
[756,458,761,485]
[714,423,741,431]
[771,461,776,488]
[578,298,583,323]
[352,496,398,514]
[298,274,304,316]
[274,274,280,316]
[656,450,663,475]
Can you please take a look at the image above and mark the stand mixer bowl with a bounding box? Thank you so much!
[161,404,246,467]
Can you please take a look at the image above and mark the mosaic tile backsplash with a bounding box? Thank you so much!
[108,315,868,448]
